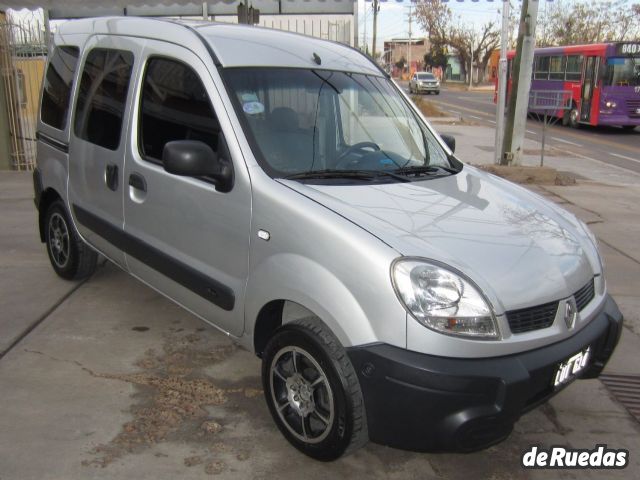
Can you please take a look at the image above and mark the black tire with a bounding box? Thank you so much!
[621,125,636,131]
[435,91,440,95]
[262,317,368,461]
[565,106,580,129]
[44,200,97,280]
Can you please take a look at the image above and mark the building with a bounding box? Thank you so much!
[383,37,430,79]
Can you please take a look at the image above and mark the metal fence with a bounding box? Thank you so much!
[528,90,572,166]
[0,11,47,171]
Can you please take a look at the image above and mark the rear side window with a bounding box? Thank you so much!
[74,48,134,150]
[139,57,219,161]
[41,46,79,130]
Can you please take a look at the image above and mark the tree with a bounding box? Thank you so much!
[423,41,448,73]
[537,0,640,46]
[415,0,500,84]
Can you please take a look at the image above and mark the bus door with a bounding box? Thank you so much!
[580,56,599,122]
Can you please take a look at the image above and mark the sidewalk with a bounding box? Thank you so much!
[0,127,639,479]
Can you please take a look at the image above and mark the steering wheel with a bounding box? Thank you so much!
[335,142,381,169]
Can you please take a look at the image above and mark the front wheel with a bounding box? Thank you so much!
[45,200,97,280]
[262,317,368,461]
[621,125,637,131]
[565,106,580,128]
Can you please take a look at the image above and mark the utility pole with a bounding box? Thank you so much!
[363,4,368,53]
[407,4,412,77]
[372,0,379,60]
[494,0,509,164]
[469,38,474,88]
[501,0,539,166]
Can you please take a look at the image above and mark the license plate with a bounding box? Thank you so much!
[553,346,591,388]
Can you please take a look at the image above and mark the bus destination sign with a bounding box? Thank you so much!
[617,43,640,55]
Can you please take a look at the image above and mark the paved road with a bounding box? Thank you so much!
[411,86,640,174]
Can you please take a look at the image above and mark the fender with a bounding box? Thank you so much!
[244,252,378,350]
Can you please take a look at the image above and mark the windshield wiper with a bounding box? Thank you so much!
[283,169,410,182]
[394,165,459,176]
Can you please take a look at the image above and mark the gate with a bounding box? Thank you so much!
[0,12,47,171]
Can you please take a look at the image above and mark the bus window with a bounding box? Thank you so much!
[565,55,583,81]
[604,57,640,86]
[534,56,550,79]
[549,56,566,80]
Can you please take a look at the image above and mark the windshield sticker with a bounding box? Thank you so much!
[243,101,265,115]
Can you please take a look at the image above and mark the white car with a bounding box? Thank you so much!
[410,71,440,94]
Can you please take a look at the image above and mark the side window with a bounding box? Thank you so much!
[549,56,566,80]
[74,48,134,150]
[41,46,79,129]
[139,57,220,162]
[534,56,550,80]
[565,55,583,81]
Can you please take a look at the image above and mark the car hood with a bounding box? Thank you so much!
[280,166,600,313]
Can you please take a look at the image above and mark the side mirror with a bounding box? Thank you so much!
[162,139,233,192]
[440,134,455,154]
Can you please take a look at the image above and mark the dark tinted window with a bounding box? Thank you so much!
[74,48,134,150]
[41,46,79,129]
[565,55,583,81]
[139,57,219,161]
[534,56,550,79]
[549,56,566,80]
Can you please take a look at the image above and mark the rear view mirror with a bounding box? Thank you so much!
[162,139,233,192]
[440,134,455,154]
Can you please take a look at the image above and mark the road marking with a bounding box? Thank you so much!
[468,115,482,119]
[526,129,537,135]
[456,95,493,105]
[610,152,640,163]
[488,119,496,124]
[449,110,462,115]
[551,136,582,147]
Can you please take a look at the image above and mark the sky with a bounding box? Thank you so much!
[357,0,616,53]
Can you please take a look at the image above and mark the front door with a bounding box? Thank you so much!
[580,56,599,122]
[122,41,251,336]
[68,36,142,267]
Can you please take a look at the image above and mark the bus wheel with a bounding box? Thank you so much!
[566,107,580,129]
[621,125,636,131]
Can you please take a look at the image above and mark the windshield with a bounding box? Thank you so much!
[223,68,452,180]
[604,57,640,86]
[418,73,435,80]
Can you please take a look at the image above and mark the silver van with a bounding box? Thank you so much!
[34,18,622,460]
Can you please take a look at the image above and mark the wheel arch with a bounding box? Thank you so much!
[38,187,63,242]
[246,254,378,357]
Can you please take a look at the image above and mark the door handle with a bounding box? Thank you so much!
[105,164,118,191]
[129,173,147,192]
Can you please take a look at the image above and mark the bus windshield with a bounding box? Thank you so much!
[604,57,640,87]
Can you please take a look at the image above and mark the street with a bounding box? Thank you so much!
[407,86,640,173]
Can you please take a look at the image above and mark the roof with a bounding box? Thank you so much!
[54,17,381,75]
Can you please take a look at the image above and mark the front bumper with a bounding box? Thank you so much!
[415,84,439,92]
[347,294,623,452]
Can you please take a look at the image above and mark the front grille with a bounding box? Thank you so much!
[507,301,559,334]
[507,278,595,334]
[627,99,640,118]
[574,278,595,311]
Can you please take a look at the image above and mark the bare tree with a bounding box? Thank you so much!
[537,0,640,46]
[415,0,500,84]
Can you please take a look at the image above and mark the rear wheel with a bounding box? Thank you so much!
[45,201,97,280]
[262,317,368,460]
[621,125,637,131]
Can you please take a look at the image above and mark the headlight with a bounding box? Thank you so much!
[392,259,499,339]
[605,100,617,109]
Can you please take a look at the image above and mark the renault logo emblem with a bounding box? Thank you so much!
[564,298,577,329]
